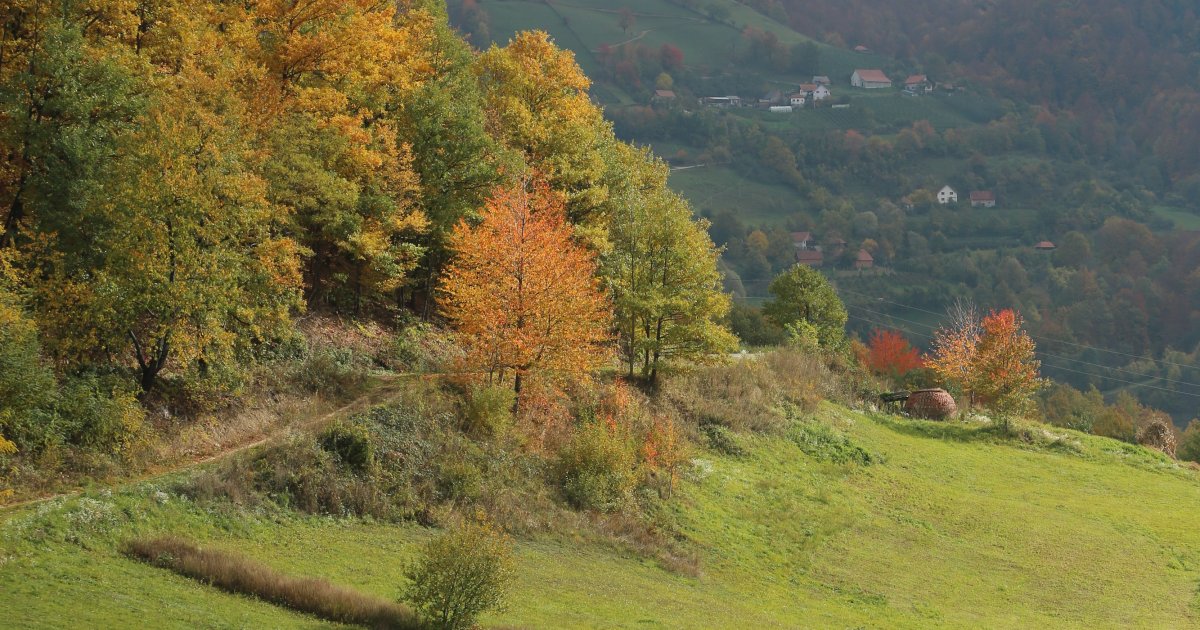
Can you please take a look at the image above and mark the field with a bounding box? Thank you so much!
[5,403,1200,628]
[1152,205,1200,231]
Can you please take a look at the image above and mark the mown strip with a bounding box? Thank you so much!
[124,536,419,629]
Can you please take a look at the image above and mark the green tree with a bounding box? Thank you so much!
[405,517,516,630]
[604,148,736,381]
[762,265,847,349]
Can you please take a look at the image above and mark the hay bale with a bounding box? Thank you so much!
[1138,420,1177,458]
[905,388,957,420]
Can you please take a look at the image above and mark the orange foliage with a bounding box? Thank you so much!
[972,309,1045,416]
[864,328,923,378]
[440,179,611,412]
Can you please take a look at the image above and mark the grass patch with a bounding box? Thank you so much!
[124,535,418,629]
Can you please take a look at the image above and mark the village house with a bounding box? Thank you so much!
[1035,240,1057,251]
[789,93,807,107]
[796,250,824,267]
[798,83,818,95]
[851,69,892,89]
[854,45,872,53]
[702,95,742,108]
[813,75,831,85]
[652,89,676,103]
[969,190,996,208]
[811,85,831,100]
[791,231,813,250]
[937,185,958,204]
[904,74,932,94]
[854,249,875,269]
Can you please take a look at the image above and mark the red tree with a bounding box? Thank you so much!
[865,328,923,378]
[660,44,684,72]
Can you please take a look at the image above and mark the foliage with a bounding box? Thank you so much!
[604,146,736,381]
[788,417,876,465]
[558,421,637,512]
[320,422,376,474]
[862,329,923,380]
[762,265,848,349]
[461,385,516,439]
[1177,420,1200,463]
[440,179,611,412]
[404,517,516,630]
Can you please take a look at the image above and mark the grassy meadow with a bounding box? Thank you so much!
[5,403,1200,628]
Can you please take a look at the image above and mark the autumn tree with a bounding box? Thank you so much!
[762,265,847,349]
[440,179,611,412]
[926,299,983,406]
[603,147,735,381]
[617,8,636,35]
[864,329,923,379]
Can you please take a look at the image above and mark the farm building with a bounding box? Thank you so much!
[702,96,742,108]
[791,232,813,249]
[796,250,824,266]
[854,250,875,269]
[851,69,892,88]
[1035,240,1057,251]
[789,93,807,107]
[969,191,996,208]
[904,74,931,93]
[937,186,958,204]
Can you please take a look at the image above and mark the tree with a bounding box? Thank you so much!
[926,299,983,406]
[971,309,1045,419]
[405,517,515,630]
[603,150,735,381]
[762,265,847,349]
[617,8,636,35]
[440,179,611,411]
[864,329,923,379]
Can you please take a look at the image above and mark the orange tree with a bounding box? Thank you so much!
[439,179,611,412]
[863,328,923,380]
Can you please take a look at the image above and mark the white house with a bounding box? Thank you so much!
[811,85,831,100]
[788,93,806,107]
[937,185,958,204]
[851,69,892,89]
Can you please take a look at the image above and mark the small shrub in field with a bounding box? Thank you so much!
[320,421,375,473]
[461,385,514,438]
[558,422,636,512]
[405,518,515,630]
[788,417,875,465]
[700,423,745,457]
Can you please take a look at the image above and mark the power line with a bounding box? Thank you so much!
[848,304,1200,391]
[837,286,1200,373]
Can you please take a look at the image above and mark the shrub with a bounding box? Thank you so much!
[291,343,372,399]
[125,536,418,629]
[56,375,148,457]
[405,518,515,630]
[461,385,514,438]
[320,421,375,473]
[700,422,745,457]
[557,421,637,512]
[788,416,876,465]
[436,460,483,503]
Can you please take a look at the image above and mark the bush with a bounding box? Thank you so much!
[290,343,372,399]
[436,459,483,503]
[788,415,876,465]
[558,422,636,512]
[320,421,375,473]
[461,385,514,438]
[700,422,744,457]
[56,375,148,457]
[405,518,515,630]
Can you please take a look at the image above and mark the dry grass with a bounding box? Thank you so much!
[124,536,419,629]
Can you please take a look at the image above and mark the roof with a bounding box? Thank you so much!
[813,76,831,83]
[854,45,871,52]
[654,89,676,98]
[970,190,995,201]
[853,69,891,83]
[939,185,956,193]
[856,249,874,262]
[905,74,928,85]
[797,250,824,263]
[798,83,818,92]
[791,231,812,243]
[788,92,807,99]
[1035,241,1057,249]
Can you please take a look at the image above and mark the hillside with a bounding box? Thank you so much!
[452,0,1200,423]
[4,397,1199,628]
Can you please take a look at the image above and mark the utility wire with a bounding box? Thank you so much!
[837,286,1200,373]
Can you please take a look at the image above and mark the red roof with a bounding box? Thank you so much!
[856,249,874,262]
[654,89,676,98]
[854,69,890,83]
[854,45,871,52]
[1035,241,1056,250]
[791,231,812,243]
[970,190,995,201]
[798,83,818,92]
[904,74,928,85]
[796,250,824,264]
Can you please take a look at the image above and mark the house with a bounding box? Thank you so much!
[796,250,824,267]
[969,190,996,208]
[702,96,742,108]
[1035,240,1057,251]
[854,45,872,53]
[854,249,875,269]
[937,185,958,204]
[903,74,931,94]
[791,231,813,249]
[788,93,807,107]
[652,89,676,102]
[811,85,831,100]
[813,75,831,85]
[851,69,892,89]
[798,83,818,94]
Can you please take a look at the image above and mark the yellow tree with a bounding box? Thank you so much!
[971,309,1046,420]
[440,179,611,411]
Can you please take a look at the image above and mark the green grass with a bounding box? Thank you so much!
[5,404,1200,628]
[1151,205,1200,230]
[668,164,805,224]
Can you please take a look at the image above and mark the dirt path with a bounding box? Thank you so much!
[0,375,413,515]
